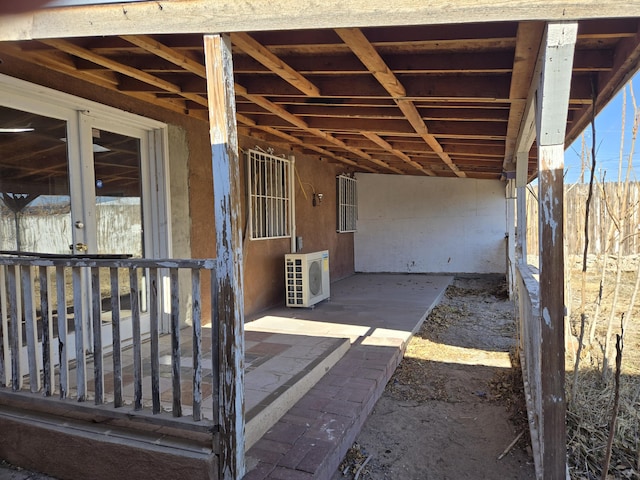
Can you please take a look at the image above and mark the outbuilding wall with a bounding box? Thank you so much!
[354,173,506,274]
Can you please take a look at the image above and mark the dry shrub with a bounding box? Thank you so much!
[567,368,640,479]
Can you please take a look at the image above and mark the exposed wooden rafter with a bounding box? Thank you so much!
[335,27,466,177]
[502,22,545,173]
[0,17,637,181]
[122,34,392,173]
[41,38,210,108]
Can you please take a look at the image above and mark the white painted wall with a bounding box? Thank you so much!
[354,174,506,274]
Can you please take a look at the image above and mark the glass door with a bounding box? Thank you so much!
[78,114,151,345]
[0,105,76,255]
[0,103,84,375]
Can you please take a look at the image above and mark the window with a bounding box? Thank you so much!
[247,149,292,240]
[337,175,357,233]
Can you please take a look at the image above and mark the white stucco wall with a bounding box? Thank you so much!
[354,174,506,274]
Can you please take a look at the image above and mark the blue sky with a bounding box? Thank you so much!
[564,72,640,184]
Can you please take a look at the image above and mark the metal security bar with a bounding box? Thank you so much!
[247,149,291,240]
[337,175,357,233]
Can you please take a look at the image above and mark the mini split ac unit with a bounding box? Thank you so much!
[285,250,330,307]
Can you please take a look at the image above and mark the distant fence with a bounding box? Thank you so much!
[526,182,640,257]
[0,204,142,255]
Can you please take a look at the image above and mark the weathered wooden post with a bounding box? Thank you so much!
[515,151,529,264]
[536,22,577,479]
[204,33,246,480]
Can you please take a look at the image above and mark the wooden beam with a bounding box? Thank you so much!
[3,1,640,41]
[0,42,195,117]
[503,22,545,169]
[230,32,321,97]
[535,21,577,480]
[360,132,431,175]
[334,28,406,97]
[41,38,210,107]
[111,35,385,172]
[335,27,465,177]
[234,83,393,173]
[120,34,207,77]
[203,33,245,480]
[236,72,513,100]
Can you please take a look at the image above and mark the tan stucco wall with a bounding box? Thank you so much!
[0,58,355,318]
[189,135,355,318]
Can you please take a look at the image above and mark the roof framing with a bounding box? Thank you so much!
[2,0,640,41]
[0,3,639,180]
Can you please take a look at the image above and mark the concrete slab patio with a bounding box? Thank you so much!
[242,273,452,480]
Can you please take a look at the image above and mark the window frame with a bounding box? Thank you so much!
[336,174,357,233]
[247,148,293,240]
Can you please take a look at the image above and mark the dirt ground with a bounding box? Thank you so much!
[333,275,536,480]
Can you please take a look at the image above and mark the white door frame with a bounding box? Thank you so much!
[0,74,173,360]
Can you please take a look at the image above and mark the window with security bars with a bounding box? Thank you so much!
[247,149,292,240]
[337,175,357,233]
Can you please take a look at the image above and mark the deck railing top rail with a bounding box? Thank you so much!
[0,255,219,443]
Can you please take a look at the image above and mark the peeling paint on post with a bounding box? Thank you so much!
[204,33,246,480]
[535,21,577,480]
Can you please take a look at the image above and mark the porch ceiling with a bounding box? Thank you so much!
[1,18,640,181]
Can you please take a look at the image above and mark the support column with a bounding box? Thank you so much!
[535,22,577,480]
[506,179,517,298]
[204,34,245,480]
[516,151,529,263]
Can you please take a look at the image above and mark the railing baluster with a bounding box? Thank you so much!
[56,266,68,399]
[0,257,216,431]
[0,265,8,387]
[72,266,86,401]
[91,267,103,404]
[211,270,219,428]
[7,265,20,391]
[129,267,142,410]
[149,267,160,414]
[192,268,202,421]
[39,266,52,396]
[22,265,40,393]
[170,268,182,418]
[110,267,123,407]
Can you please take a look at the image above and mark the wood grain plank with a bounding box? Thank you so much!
[536,22,577,479]
[191,269,203,422]
[71,266,86,401]
[231,32,320,97]
[91,267,104,404]
[170,267,182,418]
[55,266,68,399]
[149,267,160,414]
[129,267,142,410]
[110,267,123,408]
[3,1,638,41]
[7,266,21,391]
[21,265,40,393]
[204,33,246,480]
[38,266,52,396]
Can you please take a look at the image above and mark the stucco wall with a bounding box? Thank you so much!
[354,174,506,274]
[0,59,355,317]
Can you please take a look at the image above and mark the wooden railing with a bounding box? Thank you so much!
[0,254,218,436]
[516,263,543,480]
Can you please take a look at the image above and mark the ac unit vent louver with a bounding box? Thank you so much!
[285,250,330,307]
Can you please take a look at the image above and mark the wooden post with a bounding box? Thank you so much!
[204,33,246,480]
[536,22,577,480]
[506,179,517,298]
[516,151,529,264]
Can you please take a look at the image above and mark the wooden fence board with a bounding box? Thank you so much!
[527,182,640,257]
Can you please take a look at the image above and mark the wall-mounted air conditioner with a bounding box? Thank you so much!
[285,250,330,307]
